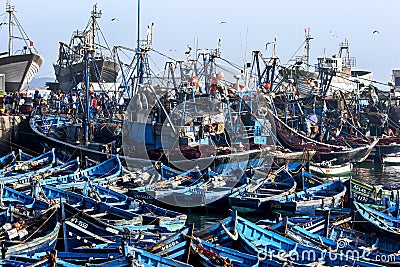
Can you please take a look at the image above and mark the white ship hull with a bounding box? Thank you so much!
[309,161,353,176]
[0,53,44,92]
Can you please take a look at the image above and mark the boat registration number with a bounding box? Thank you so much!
[70,218,88,229]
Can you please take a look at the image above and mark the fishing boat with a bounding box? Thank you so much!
[37,156,122,186]
[5,246,193,267]
[0,255,60,267]
[0,149,56,177]
[0,152,17,171]
[329,224,400,255]
[2,157,79,186]
[1,207,59,257]
[31,27,278,189]
[148,224,284,267]
[103,246,194,267]
[281,218,400,265]
[268,109,378,163]
[228,166,296,213]
[60,202,168,252]
[281,34,372,97]
[53,4,120,92]
[195,211,383,267]
[0,1,44,92]
[189,236,284,267]
[269,178,347,216]
[381,152,400,165]
[128,166,207,202]
[146,225,193,264]
[130,164,247,208]
[77,182,187,232]
[374,136,400,161]
[353,201,400,239]
[308,159,353,176]
[350,179,398,205]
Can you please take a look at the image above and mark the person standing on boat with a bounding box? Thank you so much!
[90,95,98,119]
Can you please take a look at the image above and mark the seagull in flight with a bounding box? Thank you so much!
[111,18,119,22]
[372,30,380,34]
[219,21,227,24]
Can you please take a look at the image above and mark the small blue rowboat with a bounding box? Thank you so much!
[269,178,347,216]
[229,166,296,213]
[1,207,60,257]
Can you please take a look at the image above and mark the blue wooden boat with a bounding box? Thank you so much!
[92,246,194,267]
[147,225,193,264]
[269,178,347,216]
[30,183,143,229]
[354,201,400,238]
[1,207,60,257]
[282,217,400,265]
[0,152,17,171]
[0,185,50,219]
[190,237,285,267]
[0,256,58,267]
[350,178,398,205]
[195,211,383,266]
[149,224,284,267]
[60,202,166,252]
[329,224,400,256]
[128,166,207,202]
[257,215,329,236]
[45,180,187,232]
[228,166,296,213]
[81,182,187,232]
[2,158,80,185]
[2,246,193,267]
[171,170,245,208]
[0,149,56,178]
[37,156,122,186]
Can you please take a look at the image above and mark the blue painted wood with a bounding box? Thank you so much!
[1,207,60,257]
[284,218,400,264]
[196,211,385,266]
[1,158,80,185]
[229,167,296,213]
[38,156,122,186]
[354,201,400,238]
[0,149,56,178]
[269,178,347,216]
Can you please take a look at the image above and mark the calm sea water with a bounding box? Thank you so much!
[187,160,400,229]
[352,160,400,186]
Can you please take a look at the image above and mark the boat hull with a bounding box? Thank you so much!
[0,53,43,92]
[53,58,120,91]
[309,162,353,176]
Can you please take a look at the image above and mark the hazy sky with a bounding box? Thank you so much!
[1,0,399,88]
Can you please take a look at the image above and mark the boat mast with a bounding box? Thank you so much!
[83,5,102,145]
[84,51,90,145]
[6,1,14,56]
[137,0,140,51]
[90,4,101,51]
[304,28,313,72]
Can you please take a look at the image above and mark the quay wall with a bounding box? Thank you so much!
[0,115,38,154]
